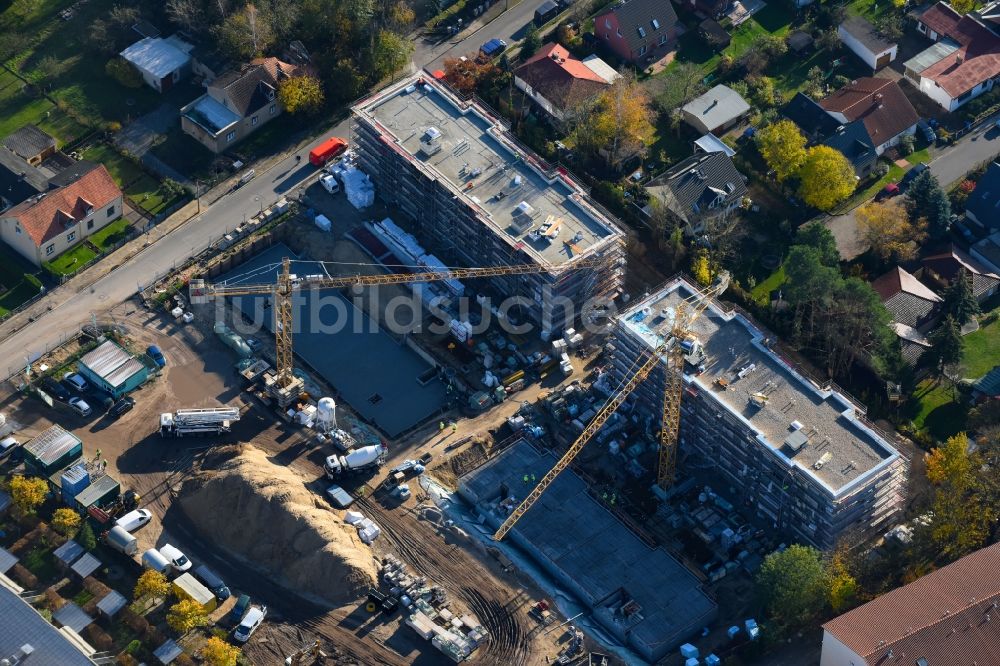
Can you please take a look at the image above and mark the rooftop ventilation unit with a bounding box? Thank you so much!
[419,127,443,157]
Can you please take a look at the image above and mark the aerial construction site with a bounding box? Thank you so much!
[0,73,914,666]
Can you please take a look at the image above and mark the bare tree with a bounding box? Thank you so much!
[167,0,203,32]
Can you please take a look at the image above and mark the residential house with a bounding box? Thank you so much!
[822,121,876,179]
[2,125,57,166]
[820,542,1000,666]
[783,92,840,141]
[971,231,1000,273]
[906,1,1000,111]
[922,244,1000,302]
[871,266,942,363]
[838,15,897,70]
[181,57,306,153]
[644,151,746,234]
[965,161,1000,229]
[513,43,617,124]
[681,84,751,135]
[594,0,679,64]
[119,35,194,92]
[0,165,122,266]
[819,78,918,154]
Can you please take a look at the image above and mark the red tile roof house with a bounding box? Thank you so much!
[594,0,679,65]
[820,542,1000,666]
[819,78,919,155]
[513,43,618,124]
[0,166,123,267]
[922,243,1000,302]
[906,1,1000,111]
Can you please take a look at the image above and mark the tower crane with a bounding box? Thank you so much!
[493,274,729,541]
[189,257,602,403]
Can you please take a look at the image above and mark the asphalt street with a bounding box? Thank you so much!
[0,5,548,376]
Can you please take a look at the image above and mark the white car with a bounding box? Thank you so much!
[158,543,192,572]
[233,605,267,643]
[116,509,152,532]
[69,397,92,417]
[0,436,20,461]
[63,372,89,391]
[320,174,340,194]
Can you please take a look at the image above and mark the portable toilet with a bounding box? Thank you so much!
[705,655,721,666]
[680,644,699,659]
[60,464,90,505]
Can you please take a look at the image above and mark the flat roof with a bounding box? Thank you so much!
[0,547,17,575]
[96,590,127,617]
[0,582,96,665]
[71,553,101,579]
[217,244,448,438]
[120,37,191,78]
[79,340,145,389]
[460,440,717,659]
[618,278,901,495]
[353,75,622,266]
[53,602,93,634]
[53,539,85,565]
[73,474,119,508]
[24,425,81,465]
[182,94,241,134]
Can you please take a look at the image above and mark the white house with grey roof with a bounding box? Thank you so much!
[119,35,193,92]
[681,84,751,135]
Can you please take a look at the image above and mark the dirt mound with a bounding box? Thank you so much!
[178,445,376,606]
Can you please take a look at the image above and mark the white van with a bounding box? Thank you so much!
[320,174,340,194]
[116,509,152,532]
[142,548,171,573]
[159,543,192,572]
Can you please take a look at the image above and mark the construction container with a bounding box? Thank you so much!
[171,573,217,612]
[75,475,121,511]
[23,425,83,476]
[104,525,137,556]
[60,464,90,505]
[142,548,171,573]
[77,340,149,398]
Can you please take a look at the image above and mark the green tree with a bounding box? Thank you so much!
[77,521,97,550]
[134,569,169,601]
[371,30,412,80]
[166,599,209,634]
[926,315,964,375]
[940,268,981,326]
[756,544,827,627]
[797,145,856,211]
[856,199,927,262]
[906,170,951,238]
[951,0,974,13]
[105,58,143,88]
[690,250,711,286]
[522,24,541,57]
[9,476,47,518]
[278,75,325,114]
[756,120,806,182]
[794,221,840,267]
[51,508,82,537]
[827,552,858,613]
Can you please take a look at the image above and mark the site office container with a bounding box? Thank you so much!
[309,137,348,166]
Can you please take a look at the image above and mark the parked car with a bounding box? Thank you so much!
[41,377,71,401]
[325,484,354,509]
[146,345,166,367]
[228,594,251,625]
[917,119,936,143]
[899,163,929,190]
[158,543,192,572]
[0,436,21,461]
[479,38,507,58]
[116,509,152,532]
[320,174,341,195]
[109,396,135,419]
[63,372,89,392]
[876,182,900,201]
[233,605,267,643]
[68,397,92,417]
[194,565,231,602]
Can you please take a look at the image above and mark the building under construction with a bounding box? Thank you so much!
[611,278,908,550]
[351,75,626,338]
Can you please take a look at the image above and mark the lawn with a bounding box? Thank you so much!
[0,70,88,145]
[751,264,786,304]
[912,379,967,440]
[671,6,792,75]
[962,318,1000,378]
[80,143,171,216]
[46,244,98,275]
[0,243,43,316]
[846,0,896,22]
[89,219,133,250]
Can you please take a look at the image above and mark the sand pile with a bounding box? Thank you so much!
[178,445,376,606]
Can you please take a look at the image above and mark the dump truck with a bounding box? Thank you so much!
[159,407,241,437]
[324,444,386,478]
